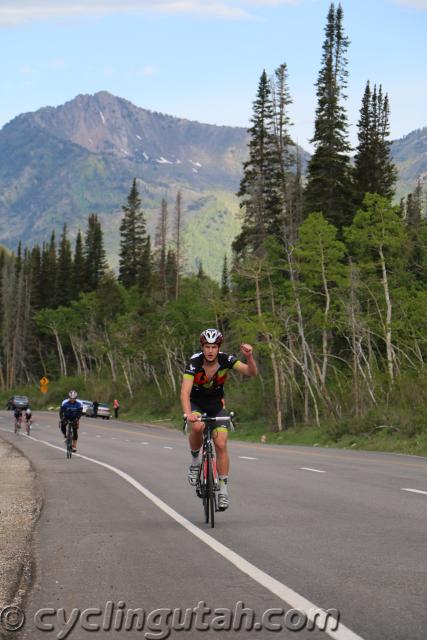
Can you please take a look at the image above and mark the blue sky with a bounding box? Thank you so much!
[1,0,426,149]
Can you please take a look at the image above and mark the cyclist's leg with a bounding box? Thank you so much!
[188,404,204,485]
[212,407,230,474]
[72,420,79,451]
[212,408,230,510]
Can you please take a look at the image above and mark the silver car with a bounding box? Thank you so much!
[87,402,111,419]
[80,400,94,415]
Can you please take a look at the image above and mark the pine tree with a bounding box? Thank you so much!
[175,191,183,299]
[233,70,283,258]
[197,260,205,279]
[406,180,424,226]
[154,198,168,300]
[137,235,152,294]
[406,180,426,281]
[57,225,73,306]
[119,179,148,288]
[354,82,397,204]
[165,248,177,299]
[85,214,107,291]
[73,230,86,291]
[39,232,57,307]
[271,62,296,242]
[15,241,22,278]
[304,3,353,228]
[221,255,230,295]
[28,245,42,311]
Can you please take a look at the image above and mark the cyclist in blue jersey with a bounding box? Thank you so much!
[181,328,257,510]
[59,390,83,452]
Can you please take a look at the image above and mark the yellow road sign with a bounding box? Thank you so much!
[40,385,48,394]
[39,376,49,386]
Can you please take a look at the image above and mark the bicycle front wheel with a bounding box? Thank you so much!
[202,455,209,523]
[66,424,73,459]
[206,453,215,529]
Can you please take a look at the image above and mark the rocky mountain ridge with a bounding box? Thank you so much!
[0,92,425,277]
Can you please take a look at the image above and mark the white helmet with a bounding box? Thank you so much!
[26,408,31,415]
[68,390,78,399]
[200,328,223,346]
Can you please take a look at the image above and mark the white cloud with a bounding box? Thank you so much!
[50,58,67,69]
[391,0,427,8]
[0,1,302,25]
[20,64,34,75]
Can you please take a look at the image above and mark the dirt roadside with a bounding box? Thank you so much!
[0,438,41,639]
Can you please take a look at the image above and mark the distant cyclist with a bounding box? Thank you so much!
[13,407,23,432]
[25,407,33,432]
[59,390,83,453]
[181,328,257,511]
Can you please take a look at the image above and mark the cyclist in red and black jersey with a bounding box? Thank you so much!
[181,328,257,510]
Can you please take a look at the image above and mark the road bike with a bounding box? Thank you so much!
[14,414,22,435]
[25,416,32,435]
[63,418,78,459]
[184,412,235,528]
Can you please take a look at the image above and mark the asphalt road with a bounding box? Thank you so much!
[0,410,426,640]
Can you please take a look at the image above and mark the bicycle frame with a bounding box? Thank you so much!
[184,412,235,528]
[25,417,32,435]
[64,418,78,459]
[14,415,22,435]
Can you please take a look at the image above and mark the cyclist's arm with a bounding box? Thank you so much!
[233,345,257,377]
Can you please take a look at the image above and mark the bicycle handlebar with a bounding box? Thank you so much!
[183,412,235,433]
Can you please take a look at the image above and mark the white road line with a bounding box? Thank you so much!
[81,432,87,435]
[6,428,364,640]
[111,437,117,440]
[140,442,149,445]
[163,446,173,450]
[95,435,101,438]
[239,456,257,460]
[125,439,129,442]
[401,487,427,496]
[300,467,326,473]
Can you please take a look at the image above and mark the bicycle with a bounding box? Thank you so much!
[184,412,235,528]
[14,414,22,435]
[63,418,78,459]
[25,417,32,435]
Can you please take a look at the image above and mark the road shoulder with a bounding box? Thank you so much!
[0,437,42,638]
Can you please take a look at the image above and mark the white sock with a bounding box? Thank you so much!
[219,476,228,493]
[190,450,200,466]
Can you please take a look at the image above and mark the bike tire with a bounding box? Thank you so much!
[66,423,73,459]
[202,454,209,523]
[206,454,215,528]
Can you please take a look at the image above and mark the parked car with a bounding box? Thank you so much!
[79,400,94,415]
[7,395,29,410]
[86,402,111,419]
